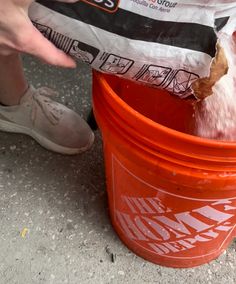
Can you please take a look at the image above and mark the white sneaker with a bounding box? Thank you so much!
[0,86,94,155]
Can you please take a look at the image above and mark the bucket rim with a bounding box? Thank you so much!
[96,71,236,150]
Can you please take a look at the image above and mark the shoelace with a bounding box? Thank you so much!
[30,87,64,126]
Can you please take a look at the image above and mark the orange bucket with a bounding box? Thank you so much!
[92,71,236,268]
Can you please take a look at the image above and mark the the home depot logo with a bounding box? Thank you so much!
[112,155,236,260]
[81,0,120,13]
[116,197,236,257]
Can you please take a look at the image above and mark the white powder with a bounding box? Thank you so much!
[193,33,236,141]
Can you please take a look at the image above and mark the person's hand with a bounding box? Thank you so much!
[0,0,79,68]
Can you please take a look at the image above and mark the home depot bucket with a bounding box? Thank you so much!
[92,71,236,268]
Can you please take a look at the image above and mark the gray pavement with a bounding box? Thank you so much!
[0,56,236,284]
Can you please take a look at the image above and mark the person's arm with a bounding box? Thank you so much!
[0,0,78,68]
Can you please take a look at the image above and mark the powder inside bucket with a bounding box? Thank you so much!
[193,78,236,141]
[110,77,236,141]
[193,33,236,141]
[112,33,236,142]
[117,78,236,142]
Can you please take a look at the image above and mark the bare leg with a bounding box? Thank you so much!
[0,53,28,106]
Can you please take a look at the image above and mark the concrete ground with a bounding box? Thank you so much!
[0,56,236,284]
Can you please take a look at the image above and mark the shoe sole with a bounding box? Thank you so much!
[0,120,95,155]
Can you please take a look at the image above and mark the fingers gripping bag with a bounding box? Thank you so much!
[29,1,236,100]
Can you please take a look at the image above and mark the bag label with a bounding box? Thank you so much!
[81,0,120,13]
[30,1,236,98]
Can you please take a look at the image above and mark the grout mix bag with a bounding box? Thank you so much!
[29,0,236,99]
